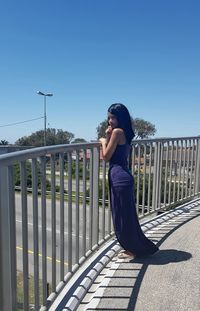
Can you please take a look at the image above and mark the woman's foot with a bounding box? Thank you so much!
[118,250,135,259]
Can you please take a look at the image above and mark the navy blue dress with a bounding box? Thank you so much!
[108,143,158,258]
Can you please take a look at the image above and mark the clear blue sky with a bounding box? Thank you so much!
[1,0,200,143]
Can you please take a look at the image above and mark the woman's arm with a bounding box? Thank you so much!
[99,128,122,161]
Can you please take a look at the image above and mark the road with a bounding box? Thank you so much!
[15,193,111,284]
[46,171,91,193]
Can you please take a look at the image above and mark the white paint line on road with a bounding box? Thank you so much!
[16,219,89,240]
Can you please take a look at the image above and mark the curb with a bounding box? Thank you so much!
[62,244,121,311]
[141,199,200,233]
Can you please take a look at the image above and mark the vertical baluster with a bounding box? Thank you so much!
[181,140,187,200]
[194,138,200,195]
[75,150,80,263]
[136,144,141,214]
[142,144,146,216]
[59,153,65,281]
[8,166,17,310]
[172,141,178,204]
[92,147,99,246]
[177,141,183,201]
[82,149,87,256]
[20,161,29,310]
[193,139,198,195]
[67,152,73,272]
[155,142,162,211]
[147,143,152,213]
[40,156,47,305]
[51,155,56,291]
[89,149,93,249]
[158,142,164,209]
[152,141,161,211]
[101,160,106,239]
[32,159,39,310]
[168,141,174,206]
[189,140,195,196]
[185,140,191,198]
[163,142,169,207]
[131,143,135,174]
[152,142,157,211]
[0,165,17,311]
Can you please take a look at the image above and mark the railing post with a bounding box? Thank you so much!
[92,146,100,246]
[0,165,16,311]
[152,142,162,211]
[194,138,200,195]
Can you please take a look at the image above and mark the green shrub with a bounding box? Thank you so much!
[65,161,90,180]
[14,161,51,190]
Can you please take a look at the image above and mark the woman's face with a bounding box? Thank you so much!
[107,112,118,129]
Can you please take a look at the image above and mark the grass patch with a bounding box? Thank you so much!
[17,271,51,310]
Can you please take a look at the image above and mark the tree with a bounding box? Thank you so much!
[133,118,156,139]
[96,120,108,139]
[15,128,75,147]
[71,138,87,144]
[96,118,156,140]
[0,139,9,145]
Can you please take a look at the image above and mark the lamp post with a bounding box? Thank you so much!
[37,91,53,146]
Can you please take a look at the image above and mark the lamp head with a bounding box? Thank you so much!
[37,91,53,96]
[37,91,45,96]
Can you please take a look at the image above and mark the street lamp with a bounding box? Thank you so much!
[37,91,53,146]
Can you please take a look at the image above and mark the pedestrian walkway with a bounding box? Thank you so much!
[51,199,200,311]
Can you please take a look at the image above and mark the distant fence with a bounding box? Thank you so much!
[0,136,200,310]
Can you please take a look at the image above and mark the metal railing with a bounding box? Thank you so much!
[0,137,200,311]
[131,137,200,215]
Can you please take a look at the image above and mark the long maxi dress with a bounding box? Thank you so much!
[108,143,158,258]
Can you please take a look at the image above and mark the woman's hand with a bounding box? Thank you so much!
[105,126,113,139]
[99,126,113,145]
[99,137,107,145]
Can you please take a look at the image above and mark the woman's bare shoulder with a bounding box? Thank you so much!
[112,128,126,144]
[112,128,124,135]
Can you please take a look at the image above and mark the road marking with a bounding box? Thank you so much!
[16,246,68,266]
[16,219,89,240]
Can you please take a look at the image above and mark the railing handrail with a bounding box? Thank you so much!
[0,142,100,165]
[132,136,200,144]
[1,136,200,165]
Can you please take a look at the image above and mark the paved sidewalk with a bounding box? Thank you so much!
[78,201,200,311]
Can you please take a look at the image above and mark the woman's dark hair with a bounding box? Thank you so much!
[108,103,135,144]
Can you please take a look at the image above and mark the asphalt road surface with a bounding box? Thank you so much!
[15,193,111,284]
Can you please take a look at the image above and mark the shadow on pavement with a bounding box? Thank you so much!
[133,248,192,265]
[124,209,200,310]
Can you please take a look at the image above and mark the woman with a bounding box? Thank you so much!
[99,103,158,259]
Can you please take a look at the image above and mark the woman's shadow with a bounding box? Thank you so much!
[133,248,192,265]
